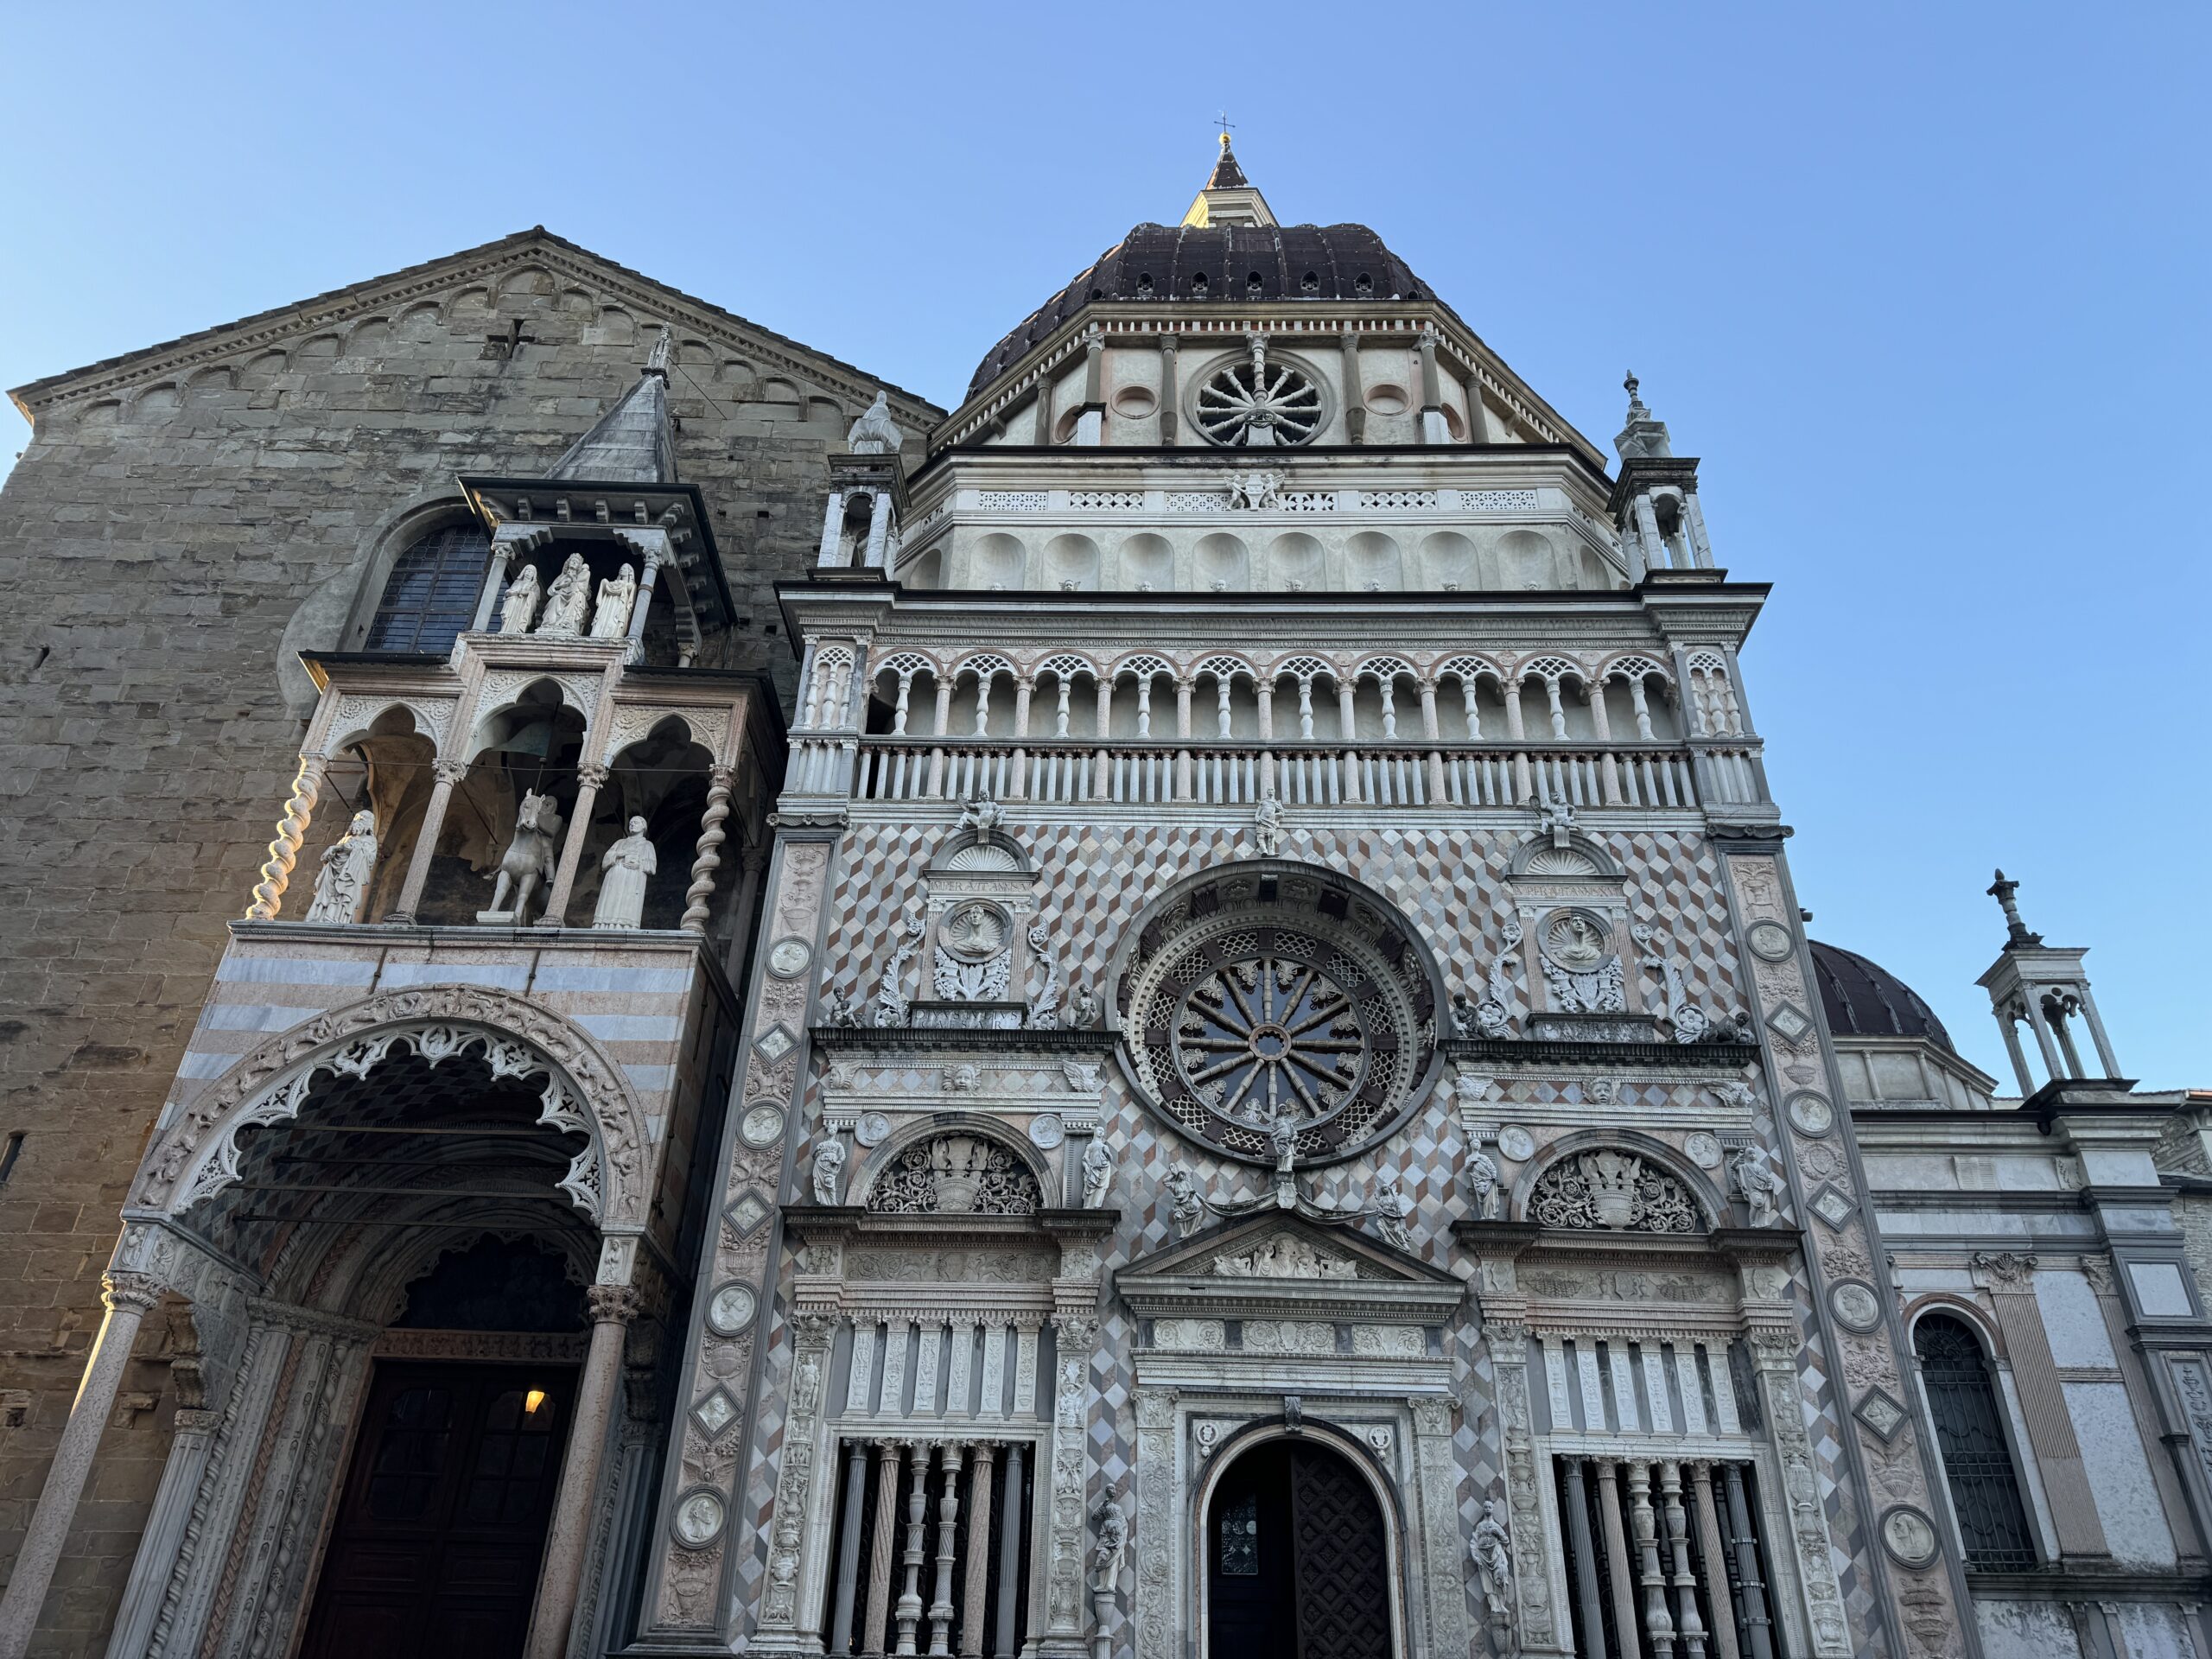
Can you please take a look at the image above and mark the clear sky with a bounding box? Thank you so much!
[3,3,2204,1089]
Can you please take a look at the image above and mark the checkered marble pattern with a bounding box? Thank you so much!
[722,817,1765,1645]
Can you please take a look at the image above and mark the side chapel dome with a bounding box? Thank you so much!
[1808,939,1955,1052]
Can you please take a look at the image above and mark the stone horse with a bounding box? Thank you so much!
[487,789,564,923]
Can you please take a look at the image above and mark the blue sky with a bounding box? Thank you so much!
[3,3,2204,1088]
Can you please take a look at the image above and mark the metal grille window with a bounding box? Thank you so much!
[365,524,491,652]
[1915,1314,2037,1570]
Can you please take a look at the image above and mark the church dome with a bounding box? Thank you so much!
[967,221,1433,399]
[1808,940,1955,1052]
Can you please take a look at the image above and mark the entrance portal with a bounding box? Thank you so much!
[299,1361,577,1659]
[1206,1439,1392,1659]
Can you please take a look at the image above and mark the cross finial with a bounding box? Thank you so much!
[1986,868,2043,948]
[1215,111,1236,144]
[1623,370,1648,419]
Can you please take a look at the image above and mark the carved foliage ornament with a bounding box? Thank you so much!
[138,986,649,1227]
[865,1134,1041,1216]
[1528,1147,1703,1234]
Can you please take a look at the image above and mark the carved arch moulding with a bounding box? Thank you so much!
[134,985,652,1231]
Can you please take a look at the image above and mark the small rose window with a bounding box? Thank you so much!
[1196,358,1324,448]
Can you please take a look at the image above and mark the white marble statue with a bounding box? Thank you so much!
[304,810,378,924]
[1467,1144,1503,1221]
[588,563,638,639]
[1082,1138,1114,1208]
[591,817,657,929]
[486,790,563,923]
[1731,1144,1783,1227]
[845,390,904,454]
[537,553,592,637]
[1372,1167,1415,1251]
[1067,987,1100,1029]
[1254,797,1283,856]
[1090,1495,1128,1576]
[497,562,542,635]
[1166,1166,1207,1238]
[810,1137,846,1205]
[1471,1497,1514,1621]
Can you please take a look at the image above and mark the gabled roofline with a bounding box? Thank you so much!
[9,226,947,424]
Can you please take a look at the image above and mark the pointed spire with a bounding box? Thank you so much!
[1182,130,1276,229]
[548,330,678,484]
[1612,369,1673,461]
[1986,868,2044,948]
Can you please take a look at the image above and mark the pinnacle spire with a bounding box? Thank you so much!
[1986,868,2044,948]
[1613,369,1673,461]
[547,329,679,484]
[1182,130,1275,229]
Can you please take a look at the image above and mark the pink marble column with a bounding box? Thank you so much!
[522,1282,639,1659]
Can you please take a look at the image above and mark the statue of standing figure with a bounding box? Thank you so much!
[589,563,638,639]
[537,554,593,637]
[498,562,543,634]
[304,810,379,923]
[1082,1138,1114,1208]
[592,817,657,928]
[483,790,564,924]
[1471,1497,1515,1623]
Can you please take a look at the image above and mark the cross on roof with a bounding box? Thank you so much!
[1215,111,1236,142]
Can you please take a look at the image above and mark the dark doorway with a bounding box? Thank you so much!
[300,1361,577,1659]
[1206,1439,1393,1659]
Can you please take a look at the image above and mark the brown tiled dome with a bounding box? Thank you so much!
[1809,940,1955,1052]
[967,222,1432,399]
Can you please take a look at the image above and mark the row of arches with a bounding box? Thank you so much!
[848,649,1746,744]
[913,524,1611,594]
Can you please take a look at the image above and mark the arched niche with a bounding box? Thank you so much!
[1194,531,1249,592]
[1116,531,1173,590]
[1043,532,1101,591]
[1346,531,1402,591]
[1510,1130,1722,1233]
[853,1121,1049,1217]
[1418,531,1476,590]
[971,532,1026,590]
[1265,531,1323,592]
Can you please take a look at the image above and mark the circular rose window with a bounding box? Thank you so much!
[1115,865,1442,1164]
[1195,359,1324,448]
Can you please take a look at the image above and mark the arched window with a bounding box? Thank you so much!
[365,524,492,652]
[1915,1313,2037,1569]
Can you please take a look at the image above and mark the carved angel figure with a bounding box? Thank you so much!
[497,561,542,634]
[588,562,638,639]
[1451,991,1482,1038]
[957,794,1003,835]
[537,553,593,637]
[1082,1138,1114,1208]
[1165,1166,1207,1239]
[824,986,861,1028]
[1371,1168,1415,1251]
[1067,987,1101,1030]
[1730,1143,1783,1226]
[1471,1497,1514,1618]
[810,1136,846,1205]
[304,810,379,924]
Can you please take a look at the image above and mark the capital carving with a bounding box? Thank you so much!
[1971,1250,2038,1291]
[586,1284,644,1325]
[432,758,471,787]
[103,1272,162,1315]
[576,763,612,791]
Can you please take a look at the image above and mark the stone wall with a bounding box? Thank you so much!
[0,228,933,1652]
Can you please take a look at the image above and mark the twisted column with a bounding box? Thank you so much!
[1561,1459,1611,1659]
[960,1443,995,1657]
[1689,1462,1740,1659]
[830,1440,869,1655]
[865,1441,906,1655]
[993,1442,1025,1659]
[681,764,735,933]
[0,1273,163,1659]
[245,753,326,918]
[1594,1460,1640,1659]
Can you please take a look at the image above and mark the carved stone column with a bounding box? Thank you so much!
[829,1440,869,1656]
[961,1442,995,1657]
[994,1440,1026,1659]
[1044,1316,1100,1653]
[755,1310,838,1650]
[896,1442,931,1655]
[1688,1462,1740,1659]
[0,1272,163,1659]
[624,547,664,655]
[1490,1325,1562,1653]
[1593,1460,1640,1659]
[244,753,326,919]
[681,763,737,933]
[1627,1459,1675,1658]
[1128,1385,1174,1659]
[1408,1395,1472,1656]
[522,1281,639,1659]
[537,763,609,927]
[866,1440,907,1655]
[388,757,468,922]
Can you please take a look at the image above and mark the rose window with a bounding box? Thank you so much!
[1195,359,1324,448]
[1116,867,1441,1164]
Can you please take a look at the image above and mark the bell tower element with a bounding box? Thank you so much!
[1976,869,2126,1093]
[1608,374,1717,581]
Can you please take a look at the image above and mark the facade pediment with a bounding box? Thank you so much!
[1118,1211,1465,1327]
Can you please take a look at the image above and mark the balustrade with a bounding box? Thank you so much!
[1558,1454,1773,1659]
[852,736,1708,810]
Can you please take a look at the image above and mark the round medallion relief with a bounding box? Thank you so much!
[1539,909,1613,972]
[854,1110,893,1147]
[766,937,812,978]
[1027,1114,1065,1150]
[1684,1131,1725,1170]
[1497,1126,1537,1163]
[1746,919,1796,963]
[940,900,1011,961]
[1788,1091,1835,1136]
[1880,1505,1940,1568]
[705,1282,757,1336]
[1829,1279,1884,1332]
[740,1104,785,1148]
[1116,865,1444,1166]
[672,1488,727,1548]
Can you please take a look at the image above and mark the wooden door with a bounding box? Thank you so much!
[300,1362,576,1659]
[1206,1440,1392,1659]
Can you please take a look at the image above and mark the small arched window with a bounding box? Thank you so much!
[365,524,491,652]
[1915,1314,2037,1569]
